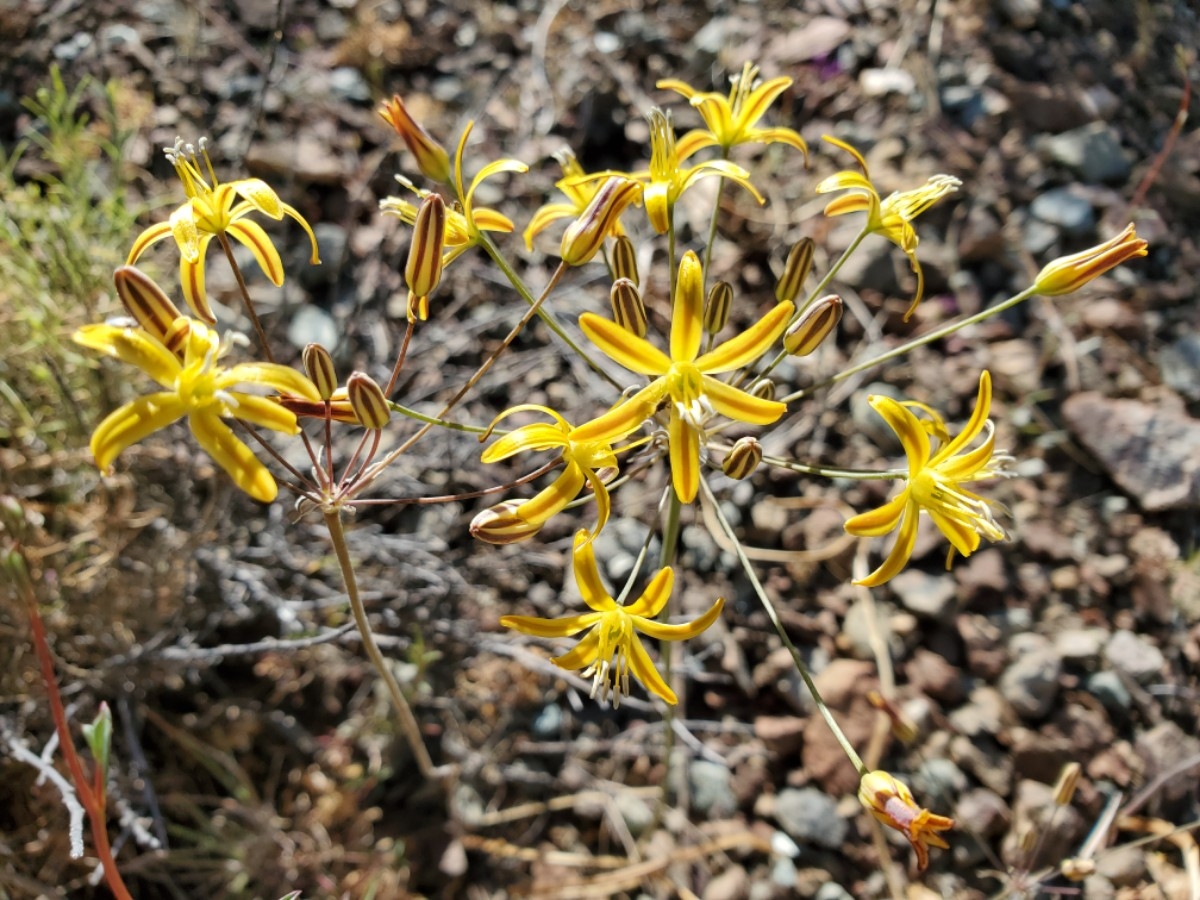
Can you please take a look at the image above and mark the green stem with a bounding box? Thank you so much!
[322,509,441,782]
[700,479,868,776]
[217,232,275,364]
[707,444,905,481]
[782,285,1038,404]
[385,402,491,435]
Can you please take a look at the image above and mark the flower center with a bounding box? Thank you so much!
[582,610,634,706]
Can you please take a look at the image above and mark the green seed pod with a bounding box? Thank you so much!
[703,280,733,334]
[776,237,815,303]
[611,235,639,287]
[610,278,647,338]
[784,294,843,356]
[347,371,390,429]
[722,437,762,480]
[302,344,338,401]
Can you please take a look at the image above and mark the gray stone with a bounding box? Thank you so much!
[1041,123,1131,184]
[814,885,854,900]
[999,635,1061,719]
[860,68,916,96]
[769,856,797,889]
[841,597,893,661]
[914,758,968,801]
[287,304,339,351]
[689,760,737,819]
[889,569,958,618]
[329,67,371,104]
[1159,334,1200,401]
[773,787,847,850]
[1104,630,1164,683]
[1023,218,1060,256]
[955,788,1010,838]
[1030,188,1095,237]
[615,792,655,838]
[1086,670,1132,713]
[1062,392,1200,511]
[999,0,1041,27]
[531,703,562,739]
[1054,628,1108,666]
[300,223,348,288]
[681,523,720,572]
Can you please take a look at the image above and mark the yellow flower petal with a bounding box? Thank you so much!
[501,612,603,640]
[671,251,704,362]
[522,202,577,249]
[928,508,981,558]
[221,362,322,401]
[90,392,186,470]
[695,300,793,374]
[633,596,724,641]
[482,422,568,463]
[169,204,203,263]
[230,178,284,219]
[844,490,910,537]
[571,529,619,613]
[179,239,215,324]
[127,221,174,265]
[73,324,182,388]
[668,410,701,504]
[579,312,671,375]
[930,372,992,464]
[622,567,674,618]
[224,392,300,434]
[855,500,920,587]
[870,395,931,472]
[627,634,677,704]
[548,628,601,668]
[702,376,787,425]
[187,411,277,503]
[514,463,585,526]
[569,381,664,444]
[226,218,284,286]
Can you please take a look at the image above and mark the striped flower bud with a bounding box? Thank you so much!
[302,344,338,401]
[405,193,446,322]
[113,266,186,351]
[346,371,390,429]
[560,176,641,266]
[722,437,762,480]
[378,95,452,184]
[1053,762,1081,807]
[784,294,842,356]
[1033,223,1148,296]
[703,280,733,334]
[749,378,776,401]
[775,237,814,303]
[611,235,639,286]
[470,500,543,545]
[609,278,647,338]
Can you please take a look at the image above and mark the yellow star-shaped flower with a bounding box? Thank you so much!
[128,137,320,324]
[500,529,725,706]
[844,371,1009,586]
[574,251,792,503]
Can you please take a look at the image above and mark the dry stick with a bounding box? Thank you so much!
[17,571,134,900]
[322,509,442,782]
[217,232,275,363]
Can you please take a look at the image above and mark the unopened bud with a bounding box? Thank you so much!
[1060,858,1095,881]
[82,703,112,784]
[113,266,186,350]
[784,294,842,356]
[346,372,390,429]
[405,193,446,322]
[1033,223,1148,296]
[378,95,452,184]
[1053,762,1081,807]
[470,500,543,545]
[3,548,30,588]
[561,176,641,266]
[722,437,762,480]
[302,344,338,401]
[675,251,704,331]
[776,237,814,303]
[703,280,733,334]
[610,278,647,338]
[749,379,775,401]
[611,235,639,286]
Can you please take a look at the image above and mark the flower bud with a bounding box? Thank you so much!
[1053,762,1081,807]
[675,250,704,326]
[776,237,814,303]
[1033,223,1148,296]
[611,235,639,287]
[405,193,446,322]
[784,294,842,356]
[560,176,641,266]
[346,372,390,429]
[378,95,451,184]
[858,770,954,872]
[470,500,543,544]
[302,344,338,401]
[703,280,733,334]
[722,437,762,480]
[609,278,647,338]
[113,266,187,350]
[748,378,775,401]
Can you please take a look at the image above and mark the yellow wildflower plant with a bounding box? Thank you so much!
[575,251,792,503]
[74,310,320,503]
[845,371,1009,587]
[657,61,809,162]
[639,108,765,234]
[500,529,725,706]
[474,404,621,543]
[858,770,954,872]
[523,149,626,250]
[128,137,321,324]
[816,135,960,321]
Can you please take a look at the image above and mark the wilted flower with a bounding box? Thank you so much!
[844,371,1010,586]
[128,137,320,324]
[378,94,452,184]
[74,312,319,503]
[658,61,809,162]
[575,251,792,503]
[816,136,960,321]
[500,529,725,705]
[1033,223,1148,296]
[858,771,954,871]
